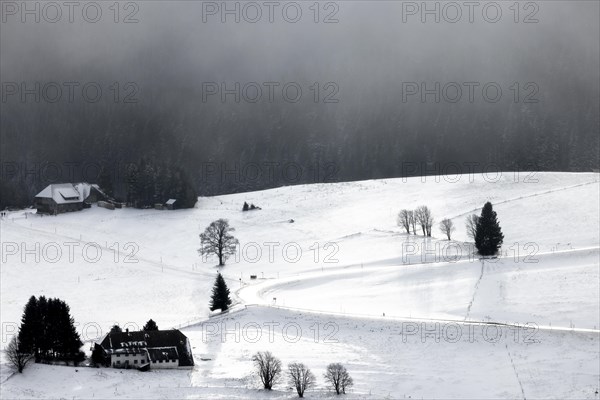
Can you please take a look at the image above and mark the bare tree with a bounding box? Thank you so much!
[397,209,411,234]
[288,362,315,398]
[6,335,30,373]
[252,351,282,390]
[415,206,434,237]
[409,210,417,234]
[439,218,455,240]
[465,214,479,241]
[199,219,239,266]
[414,207,426,235]
[324,363,353,395]
[424,209,434,237]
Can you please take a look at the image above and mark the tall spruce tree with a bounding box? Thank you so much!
[91,343,108,367]
[97,165,114,197]
[110,325,123,334]
[143,319,159,331]
[36,296,49,359]
[209,273,232,312]
[475,202,504,256]
[126,163,139,206]
[54,300,82,361]
[18,296,40,357]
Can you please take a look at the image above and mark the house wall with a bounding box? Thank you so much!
[57,203,83,213]
[111,352,148,368]
[34,198,83,214]
[110,352,181,369]
[33,198,56,214]
[150,359,179,369]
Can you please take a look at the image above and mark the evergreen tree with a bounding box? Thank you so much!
[157,164,171,203]
[54,300,82,361]
[45,298,60,360]
[124,161,197,209]
[91,343,107,367]
[153,165,165,203]
[17,296,82,363]
[140,160,156,207]
[475,202,504,256]
[173,167,198,208]
[209,273,232,312]
[143,319,159,331]
[126,163,139,206]
[18,296,40,357]
[243,201,249,211]
[36,296,49,360]
[97,165,113,197]
[110,325,123,334]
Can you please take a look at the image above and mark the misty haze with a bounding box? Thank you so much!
[0,1,598,399]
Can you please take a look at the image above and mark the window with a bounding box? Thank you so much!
[116,361,121,365]
[134,360,138,364]
[116,354,120,358]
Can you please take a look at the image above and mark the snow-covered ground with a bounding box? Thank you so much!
[1,172,599,398]
[241,248,600,329]
[3,306,599,399]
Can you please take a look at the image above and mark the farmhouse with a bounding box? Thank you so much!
[33,183,103,214]
[97,329,194,370]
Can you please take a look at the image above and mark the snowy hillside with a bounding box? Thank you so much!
[1,172,599,398]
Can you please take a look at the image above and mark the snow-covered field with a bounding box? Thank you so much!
[1,172,599,398]
[240,248,600,329]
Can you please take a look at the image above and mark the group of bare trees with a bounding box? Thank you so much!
[398,206,459,240]
[397,209,416,235]
[397,202,504,253]
[397,205,436,238]
[252,351,353,397]
[397,206,433,237]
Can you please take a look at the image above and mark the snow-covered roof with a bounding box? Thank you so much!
[165,199,177,205]
[74,182,99,200]
[109,347,147,355]
[147,346,179,362]
[34,183,98,204]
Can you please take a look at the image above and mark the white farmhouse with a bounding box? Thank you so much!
[97,329,194,370]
